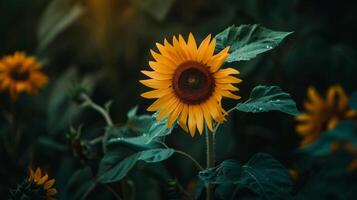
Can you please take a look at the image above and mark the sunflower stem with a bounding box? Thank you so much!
[205,128,215,200]
[80,94,113,152]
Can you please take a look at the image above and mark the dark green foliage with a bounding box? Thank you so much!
[296,151,357,200]
[199,160,242,184]
[349,91,357,110]
[302,121,357,156]
[65,167,96,200]
[9,180,47,200]
[236,85,300,116]
[2,0,357,199]
[97,141,174,183]
[237,153,292,200]
[215,24,292,62]
[37,0,84,52]
[97,112,175,183]
[199,153,292,200]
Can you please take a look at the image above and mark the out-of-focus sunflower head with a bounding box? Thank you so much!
[296,85,357,146]
[140,33,242,137]
[9,167,56,200]
[0,52,48,100]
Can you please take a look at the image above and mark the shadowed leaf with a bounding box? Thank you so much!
[236,85,299,116]
[215,24,292,62]
[98,147,174,183]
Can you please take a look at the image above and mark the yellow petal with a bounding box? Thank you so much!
[172,36,187,61]
[216,89,241,100]
[47,188,57,195]
[151,50,178,67]
[44,179,55,190]
[197,34,212,61]
[346,109,357,118]
[140,79,171,89]
[34,168,41,181]
[212,91,222,102]
[148,61,174,74]
[307,86,323,104]
[216,83,239,91]
[147,93,175,111]
[178,104,189,132]
[215,76,242,84]
[327,116,339,130]
[202,38,216,64]
[193,106,204,135]
[178,34,189,58]
[205,100,224,123]
[141,70,172,80]
[296,124,312,135]
[295,113,311,122]
[164,38,184,63]
[201,103,213,132]
[214,68,240,78]
[188,105,197,137]
[208,47,229,72]
[167,102,183,127]
[156,42,181,62]
[157,98,179,121]
[187,33,198,57]
[303,101,316,112]
[30,72,48,87]
[141,88,173,99]
[38,174,48,185]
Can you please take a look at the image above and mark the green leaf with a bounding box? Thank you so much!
[47,68,81,135]
[236,85,299,116]
[98,148,174,183]
[65,167,96,200]
[237,153,292,200]
[126,107,154,134]
[302,120,357,156]
[138,148,175,163]
[215,24,292,62]
[349,91,357,110]
[127,106,139,119]
[109,113,173,145]
[199,160,242,184]
[144,115,174,143]
[37,0,84,51]
[215,183,238,200]
[198,153,292,200]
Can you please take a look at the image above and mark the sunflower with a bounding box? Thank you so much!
[140,33,241,136]
[28,167,57,199]
[0,51,48,99]
[296,85,357,146]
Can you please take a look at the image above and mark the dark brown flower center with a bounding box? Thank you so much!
[172,61,214,104]
[9,65,30,81]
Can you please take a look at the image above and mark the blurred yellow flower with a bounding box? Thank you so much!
[28,167,57,200]
[296,85,356,146]
[0,52,48,99]
[140,33,241,137]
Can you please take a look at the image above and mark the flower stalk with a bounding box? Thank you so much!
[205,128,215,200]
[80,93,113,152]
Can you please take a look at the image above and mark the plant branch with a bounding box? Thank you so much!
[81,94,113,126]
[175,150,204,171]
[80,93,114,152]
[205,128,215,200]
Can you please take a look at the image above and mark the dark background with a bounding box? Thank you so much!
[1,0,357,199]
